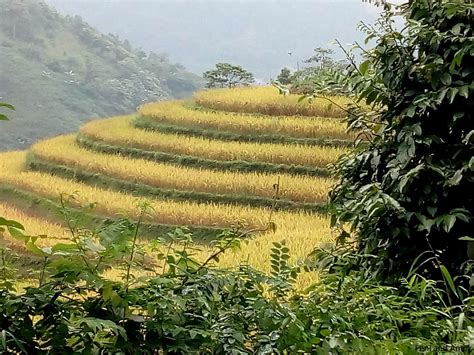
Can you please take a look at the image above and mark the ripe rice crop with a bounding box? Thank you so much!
[0,153,333,289]
[194,86,350,117]
[31,135,334,204]
[0,152,264,230]
[139,100,350,140]
[0,152,331,238]
[0,200,329,289]
[0,203,71,248]
[80,116,348,168]
[106,210,334,289]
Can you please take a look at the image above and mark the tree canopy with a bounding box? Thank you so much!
[203,63,255,89]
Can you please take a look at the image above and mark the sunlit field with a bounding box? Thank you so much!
[139,100,350,140]
[31,135,334,204]
[80,116,348,168]
[0,86,348,291]
[194,86,350,117]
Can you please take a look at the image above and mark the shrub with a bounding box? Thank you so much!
[325,1,473,290]
[0,204,472,353]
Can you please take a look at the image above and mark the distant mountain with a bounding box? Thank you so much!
[46,0,379,80]
[0,0,203,151]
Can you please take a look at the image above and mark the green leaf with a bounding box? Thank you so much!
[7,226,30,244]
[443,214,457,233]
[447,88,458,103]
[0,217,24,230]
[0,103,15,110]
[447,169,463,186]
[440,264,458,298]
[26,241,50,256]
[406,106,416,118]
[451,23,462,35]
[359,60,370,75]
[52,243,80,254]
[459,86,469,98]
[450,49,464,70]
[440,73,451,86]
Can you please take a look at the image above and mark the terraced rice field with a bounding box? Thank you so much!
[79,116,347,169]
[30,135,334,205]
[138,100,350,141]
[0,86,351,286]
[194,86,350,117]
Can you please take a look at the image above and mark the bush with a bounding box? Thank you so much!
[0,200,472,353]
[323,1,473,290]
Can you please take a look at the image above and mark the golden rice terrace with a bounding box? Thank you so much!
[0,86,353,287]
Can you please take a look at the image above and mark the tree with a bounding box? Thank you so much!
[203,63,254,89]
[276,67,292,85]
[304,47,334,69]
[0,1,28,39]
[325,0,473,288]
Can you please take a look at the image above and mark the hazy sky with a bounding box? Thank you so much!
[46,0,383,79]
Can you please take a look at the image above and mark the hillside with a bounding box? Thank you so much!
[0,0,203,151]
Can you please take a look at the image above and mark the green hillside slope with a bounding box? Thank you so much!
[0,0,203,150]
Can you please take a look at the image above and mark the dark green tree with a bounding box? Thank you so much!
[276,67,292,85]
[326,0,473,288]
[203,63,255,89]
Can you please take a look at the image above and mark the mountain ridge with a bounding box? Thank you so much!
[0,0,203,151]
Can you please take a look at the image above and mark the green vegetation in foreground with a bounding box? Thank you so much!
[26,156,327,213]
[76,134,332,177]
[134,116,353,147]
[0,0,203,150]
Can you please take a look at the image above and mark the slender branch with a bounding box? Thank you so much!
[59,194,92,271]
[39,256,48,287]
[125,206,146,289]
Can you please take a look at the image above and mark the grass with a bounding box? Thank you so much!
[79,116,348,170]
[193,86,350,117]
[30,135,334,205]
[138,100,351,141]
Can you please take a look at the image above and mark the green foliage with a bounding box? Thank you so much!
[1,199,473,353]
[276,67,293,85]
[203,63,255,89]
[320,1,473,287]
[290,47,349,95]
[0,102,14,121]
